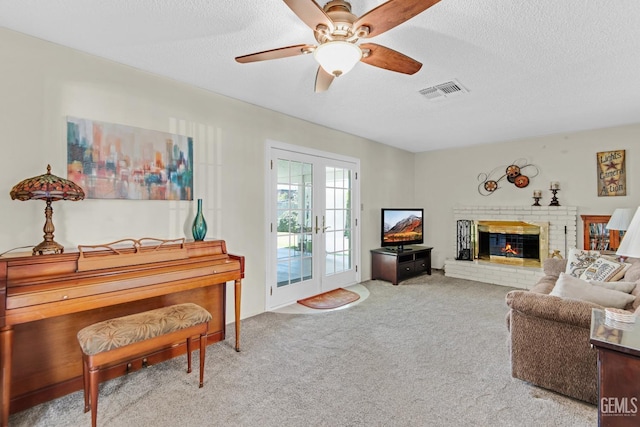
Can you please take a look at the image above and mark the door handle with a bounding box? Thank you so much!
[315,216,331,233]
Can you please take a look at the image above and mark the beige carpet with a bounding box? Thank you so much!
[9,270,596,426]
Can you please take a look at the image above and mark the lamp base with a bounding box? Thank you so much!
[33,239,64,256]
[32,200,64,255]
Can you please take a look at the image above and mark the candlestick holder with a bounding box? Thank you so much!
[532,196,541,206]
[549,189,560,206]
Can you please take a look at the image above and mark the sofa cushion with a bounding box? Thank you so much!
[565,248,600,277]
[590,279,637,293]
[624,258,640,282]
[551,273,635,309]
[579,257,630,282]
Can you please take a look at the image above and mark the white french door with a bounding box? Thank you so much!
[266,143,360,309]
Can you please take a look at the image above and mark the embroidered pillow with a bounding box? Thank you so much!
[579,258,627,282]
[565,248,600,277]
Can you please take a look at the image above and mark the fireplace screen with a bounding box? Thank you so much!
[475,221,548,267]
[479,233,540,260]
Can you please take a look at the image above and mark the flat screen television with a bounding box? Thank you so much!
[381,208,424,251]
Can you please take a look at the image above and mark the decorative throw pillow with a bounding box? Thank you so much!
[565,248,600,277]
[551,273,635,308]
[579,258,627,282]
[608,262,632,282]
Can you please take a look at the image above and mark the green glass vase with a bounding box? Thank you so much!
[192,199,207,241]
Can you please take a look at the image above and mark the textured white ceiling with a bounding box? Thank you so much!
[1,0,640,152]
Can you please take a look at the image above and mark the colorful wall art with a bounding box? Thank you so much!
[66,117,193,200]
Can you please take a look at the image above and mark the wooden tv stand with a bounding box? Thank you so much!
[370,246,433,285]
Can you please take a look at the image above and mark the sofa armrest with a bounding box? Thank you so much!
[506,290,602,329]
[543,258,567,276]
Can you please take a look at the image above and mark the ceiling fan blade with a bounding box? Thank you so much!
[235,44,315,63]
[354,0,441,38]
[283,0,334,32]
[315,66,335,93]
[360,43,422,75]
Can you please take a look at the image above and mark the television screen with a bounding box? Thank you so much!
[381,208,424,249]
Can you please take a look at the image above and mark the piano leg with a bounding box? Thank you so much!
[234,279,241,352]
[1,327,13,427]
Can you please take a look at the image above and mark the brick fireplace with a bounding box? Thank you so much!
[445,206,577,289]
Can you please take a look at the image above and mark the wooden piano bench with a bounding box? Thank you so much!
[76,303,212,427]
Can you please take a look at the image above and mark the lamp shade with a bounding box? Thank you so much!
[10,165,85,255]
[313,41,362,77]
[10,164,85,201]
[606,208,634,231]
[616,207,640,258]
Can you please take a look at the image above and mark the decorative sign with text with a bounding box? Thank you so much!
[597,150,626,197]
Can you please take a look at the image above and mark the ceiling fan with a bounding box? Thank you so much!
[235,0,441,92]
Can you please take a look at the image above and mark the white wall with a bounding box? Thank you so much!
[4,27,638,319]
[0,28,415,320]
[415,125,640,268]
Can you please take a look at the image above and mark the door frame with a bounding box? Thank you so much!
[265,139,361,310]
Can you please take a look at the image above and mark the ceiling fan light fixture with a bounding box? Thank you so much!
[313,41,362,77]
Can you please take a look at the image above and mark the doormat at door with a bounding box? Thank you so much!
[297,288,360,310]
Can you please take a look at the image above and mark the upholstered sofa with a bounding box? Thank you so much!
[505,256,640,404]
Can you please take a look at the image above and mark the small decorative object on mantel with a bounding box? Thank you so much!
[549,182,560,206]
[532,189,542,206]
[10,164,85,255]
[477,158,539,196]
[549,249,563,259]
[597,150,626,197]
[192,198,208,241]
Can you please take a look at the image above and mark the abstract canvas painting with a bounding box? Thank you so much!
[67,117,193,200]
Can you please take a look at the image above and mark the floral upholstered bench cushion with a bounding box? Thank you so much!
[77,303,212,356]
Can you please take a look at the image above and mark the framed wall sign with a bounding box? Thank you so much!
[597,150,626,197]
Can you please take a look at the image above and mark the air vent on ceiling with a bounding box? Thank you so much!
[419,79,468,100]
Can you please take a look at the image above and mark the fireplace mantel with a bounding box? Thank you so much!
[476,220,542,234]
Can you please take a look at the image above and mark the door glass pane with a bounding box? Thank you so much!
[277,159,313,287]
[325,166,352,276]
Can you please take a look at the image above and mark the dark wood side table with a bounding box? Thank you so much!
[590,309,640,426]
[370,246,432,285]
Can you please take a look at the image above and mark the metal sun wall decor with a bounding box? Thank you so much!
[477,159,540,196]
[66,117,194,200]
[597,150,626,197]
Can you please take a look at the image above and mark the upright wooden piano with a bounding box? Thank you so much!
[0,239,244,426]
